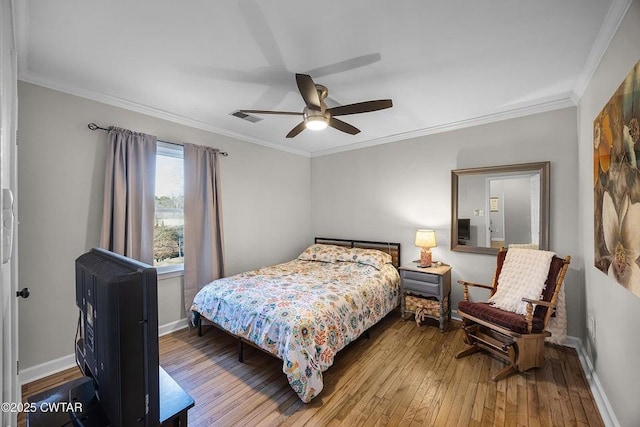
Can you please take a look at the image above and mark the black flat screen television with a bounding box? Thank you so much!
[458,218,471,241]
[75,248,160,426]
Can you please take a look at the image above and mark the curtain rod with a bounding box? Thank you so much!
[87,123,228,156]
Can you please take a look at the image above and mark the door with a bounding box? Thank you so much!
[486,178,505,248]
[1,0,19,425]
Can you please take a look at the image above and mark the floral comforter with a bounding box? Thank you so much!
[190,259,400,402]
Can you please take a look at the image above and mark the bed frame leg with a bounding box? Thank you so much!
[238,339,244,363]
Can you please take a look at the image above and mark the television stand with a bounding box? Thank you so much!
[158,366,195,426]
[27,366,194,427]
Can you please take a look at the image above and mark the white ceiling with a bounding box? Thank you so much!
[17,0,620,156]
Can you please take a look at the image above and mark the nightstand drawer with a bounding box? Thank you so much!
[402,278,439,296]
[401,270,439,284]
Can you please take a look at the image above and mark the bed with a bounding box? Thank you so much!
[190,237,401,403]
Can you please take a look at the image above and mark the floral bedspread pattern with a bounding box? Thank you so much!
[190,259,400,402]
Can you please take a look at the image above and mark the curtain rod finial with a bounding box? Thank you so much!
[88,123,110,131]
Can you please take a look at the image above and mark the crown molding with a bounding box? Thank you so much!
[311,95,576,158]
[572,0,633,100]
[14,2,628,160]
[18,71,311,158]
[19,70,578,160]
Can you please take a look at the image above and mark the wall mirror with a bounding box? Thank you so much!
[451,162,550,255]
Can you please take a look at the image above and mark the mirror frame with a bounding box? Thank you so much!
[451,161,550,255]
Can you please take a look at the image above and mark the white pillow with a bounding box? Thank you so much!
[297,244,349,263]
[488,248,555,315]
[336,247,392,270]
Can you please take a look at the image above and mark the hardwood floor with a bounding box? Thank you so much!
[20,311,603,426]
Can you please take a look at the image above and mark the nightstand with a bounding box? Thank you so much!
[399,263,452,331]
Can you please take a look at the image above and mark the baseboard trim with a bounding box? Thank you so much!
[19,318,189,386]
[564,337,619,427]
[158,318,189,337]
[18,353,78,387]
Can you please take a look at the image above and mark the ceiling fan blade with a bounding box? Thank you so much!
[239,110,302,116]
[239,0,287,70]
[328,99,393,117]
[328,117,360,135]
[286,121,307,138]
[305,53,382,78]
[296,74,321,110]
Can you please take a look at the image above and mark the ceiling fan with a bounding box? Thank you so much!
[240,73,393,138]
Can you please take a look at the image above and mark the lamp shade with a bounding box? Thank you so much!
[414,229,437,248]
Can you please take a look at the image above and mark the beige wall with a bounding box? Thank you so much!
[577,1,640,425]
[17,82,312,370]
[311,107,583,337]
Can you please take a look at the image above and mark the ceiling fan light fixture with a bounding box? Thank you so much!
[303,107,329,131]
[305,116,328,130]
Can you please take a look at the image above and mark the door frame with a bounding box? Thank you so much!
[1,1,20,425]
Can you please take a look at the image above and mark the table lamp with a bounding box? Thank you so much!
[415,229,436,268]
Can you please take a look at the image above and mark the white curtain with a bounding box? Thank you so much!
[100,127,157,264]
[183,143,225,315]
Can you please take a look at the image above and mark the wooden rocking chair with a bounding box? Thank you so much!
[455,247,571,381]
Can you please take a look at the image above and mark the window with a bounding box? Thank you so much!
[154,142,184,267]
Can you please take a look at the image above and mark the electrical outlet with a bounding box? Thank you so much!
[589,316,596,341]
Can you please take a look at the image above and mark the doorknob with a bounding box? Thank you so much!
[16,288,30,299]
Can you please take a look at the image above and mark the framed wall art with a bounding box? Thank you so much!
[593,59,640,297]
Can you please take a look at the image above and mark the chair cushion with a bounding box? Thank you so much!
[458,301,545,334]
